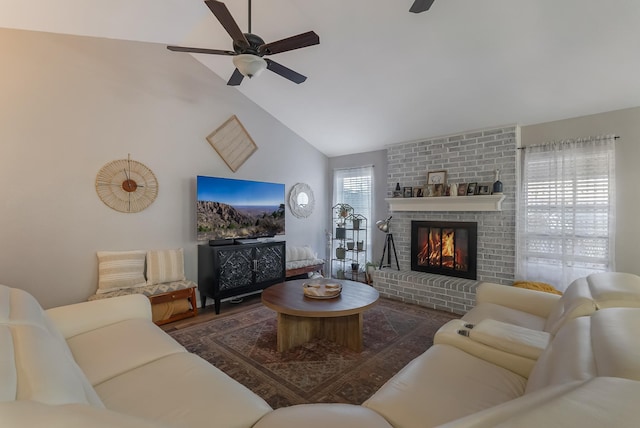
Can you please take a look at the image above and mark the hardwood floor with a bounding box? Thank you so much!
[160,293,264,332]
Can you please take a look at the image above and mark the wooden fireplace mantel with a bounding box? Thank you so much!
[385,194,505,212]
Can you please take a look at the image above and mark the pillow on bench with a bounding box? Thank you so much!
[285,246,324,278]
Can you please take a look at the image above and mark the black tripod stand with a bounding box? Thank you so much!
[379,233,400,270]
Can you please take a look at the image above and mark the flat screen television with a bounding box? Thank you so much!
[196,175,285,241]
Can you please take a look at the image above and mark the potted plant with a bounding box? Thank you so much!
[365,261,378,284]
[352,218,361,230]
[334,203,352,239]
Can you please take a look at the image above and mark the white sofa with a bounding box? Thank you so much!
[0,284,271,428]
[3,272,640,427]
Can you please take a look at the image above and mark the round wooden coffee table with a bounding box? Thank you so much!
[262,279,379,352]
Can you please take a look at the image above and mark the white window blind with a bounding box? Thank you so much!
[333,166,373,256]
[516,136,616,291]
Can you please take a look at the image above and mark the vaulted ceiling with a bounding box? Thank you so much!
[1,0,639,156]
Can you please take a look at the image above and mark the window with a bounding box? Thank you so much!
[333,166,373,257]
[516,136,616,291]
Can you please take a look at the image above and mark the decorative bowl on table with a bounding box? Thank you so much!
[302,281,342,299]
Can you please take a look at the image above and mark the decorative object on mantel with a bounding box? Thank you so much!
[288,182,315,218]
[492,169,503,194]
[385,194,505,212]
[393,182,402,198]
[403,186,413,198]
[449,183,458,197]
[478,184,491,195]
[376,216,400,270]
[95,154,158,213]
[466,182,478,196]
[206,115,257,172]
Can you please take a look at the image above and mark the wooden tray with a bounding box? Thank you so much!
[302,282,342,299]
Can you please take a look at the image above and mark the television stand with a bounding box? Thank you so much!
[198,241,286,314]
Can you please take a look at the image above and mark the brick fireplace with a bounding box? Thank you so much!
[373,125,518,314]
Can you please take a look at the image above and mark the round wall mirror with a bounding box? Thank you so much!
[288,182,315,218]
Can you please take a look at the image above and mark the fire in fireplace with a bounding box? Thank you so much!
[411,221,477,280]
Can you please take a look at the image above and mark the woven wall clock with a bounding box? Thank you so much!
[95,155,158,213]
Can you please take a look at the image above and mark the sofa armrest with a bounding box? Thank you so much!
[476,282,561,319]
[45,294,152,339]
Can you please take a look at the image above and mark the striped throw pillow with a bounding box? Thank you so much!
[96,250,147,294]
[146,248,186,285]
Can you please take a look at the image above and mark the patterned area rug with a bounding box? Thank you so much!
[168,298,458,408]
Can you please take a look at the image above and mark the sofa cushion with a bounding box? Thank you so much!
[95,352,272,428]
[438,378,640,428]
[66,318,186,386]
[13,324,100,405]
[96,250,147,294]
[363,344,526,427]
[253,403,392,428]
[146,249,186,285]
[542,276,600,334]
[462,302,547,331]
[543,272,640,334]
[0,401,170,428]
[0,285,103,407]
[588,271,640,309]
[527,307,640,394]
[0,285,69,347]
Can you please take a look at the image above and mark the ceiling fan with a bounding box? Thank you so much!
[167,0,319,86]
[410,0,435,13]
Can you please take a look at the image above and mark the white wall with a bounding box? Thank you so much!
[0,28,328,308]
[521,107,640,277]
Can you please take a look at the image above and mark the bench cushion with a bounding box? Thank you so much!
[88,280,196,301]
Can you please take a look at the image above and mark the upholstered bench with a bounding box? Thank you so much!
[88,248,198,325]
[88,280,197,325]
[285,246,324,279]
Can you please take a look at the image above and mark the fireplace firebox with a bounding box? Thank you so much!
[411,221,477,280]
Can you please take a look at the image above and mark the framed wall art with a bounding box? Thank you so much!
[206,115,257,172]
[427,170,447,185]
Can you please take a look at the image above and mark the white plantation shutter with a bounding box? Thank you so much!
[333,166,373,256]
[516,136,616,291]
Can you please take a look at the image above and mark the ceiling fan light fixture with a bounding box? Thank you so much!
[232,54,267,78]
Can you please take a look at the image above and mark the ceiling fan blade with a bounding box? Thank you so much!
[265,59,307,84]
[205,0,249,47]
[259,31,319,56]
[167,45,235,56]
[409,0,435,13]
[227,68,244,86]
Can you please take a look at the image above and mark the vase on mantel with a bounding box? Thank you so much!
[449,183,458,197]
[492,169,503,195]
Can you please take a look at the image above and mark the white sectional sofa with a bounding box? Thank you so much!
[2,272,640,427]
[0,284,271,428]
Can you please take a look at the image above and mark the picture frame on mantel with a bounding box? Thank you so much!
[427,170,447,185]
